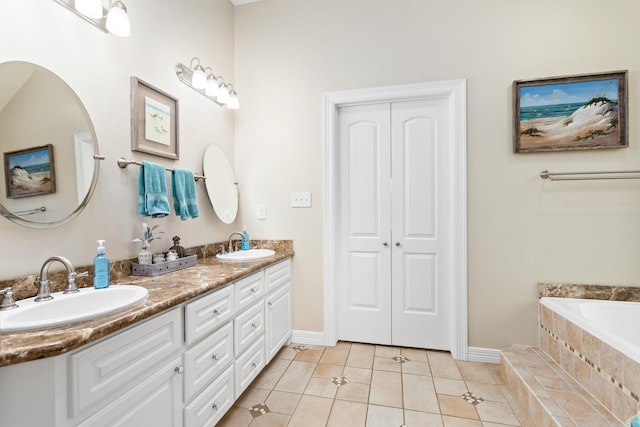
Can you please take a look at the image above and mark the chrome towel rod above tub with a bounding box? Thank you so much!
[540,169,640,181]
[117,157,206,181]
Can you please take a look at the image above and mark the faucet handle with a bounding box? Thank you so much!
[64,271,87,294]
[0,287,19,311]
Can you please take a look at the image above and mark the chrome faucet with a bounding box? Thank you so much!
[227,232,245,252]
[35,256,87,302]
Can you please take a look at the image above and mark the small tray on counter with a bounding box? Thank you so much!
[131,254,197,277]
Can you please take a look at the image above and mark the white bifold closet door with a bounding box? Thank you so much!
[336,98,451,350]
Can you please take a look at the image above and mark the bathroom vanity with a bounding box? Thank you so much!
[0,248,292,427]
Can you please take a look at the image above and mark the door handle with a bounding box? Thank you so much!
[383,242,388,247]
[395,242,401,247]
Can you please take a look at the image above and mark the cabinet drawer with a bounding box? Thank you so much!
[234,336,265,399]
[185,284,234,346]
[69,309,182,417]
[184,364,234,427]
[183,322,234,403]
[264,259,291,294]
[234,271,264,314]
[233,301,264,357]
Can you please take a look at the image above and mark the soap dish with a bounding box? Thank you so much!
[131,254,197,277]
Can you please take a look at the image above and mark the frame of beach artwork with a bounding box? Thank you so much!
[131,77,180,160]
[513,71,628,153]
[3,144,56,198]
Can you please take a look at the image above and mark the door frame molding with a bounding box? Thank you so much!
[322,80,468,360]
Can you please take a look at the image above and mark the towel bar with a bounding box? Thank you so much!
[540,169,640,181]
[117,157,206,181]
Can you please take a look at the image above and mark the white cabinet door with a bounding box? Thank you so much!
[69,309,182,417]
[265,284,291,363]
[78,358,183,427]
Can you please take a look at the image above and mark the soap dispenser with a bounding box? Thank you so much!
[241,226,250,250]
[94,240,110,289]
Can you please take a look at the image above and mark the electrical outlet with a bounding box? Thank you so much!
[291,192,312,208]
[257,203,267,220]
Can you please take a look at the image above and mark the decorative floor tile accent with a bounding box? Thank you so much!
[331,375,349,386]
[249,403,271,418]
[392,355,409,364]
[461,391,484,406]
[292,344,308,352]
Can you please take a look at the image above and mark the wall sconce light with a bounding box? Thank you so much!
[53,0,130,37]
[176,57,240,109]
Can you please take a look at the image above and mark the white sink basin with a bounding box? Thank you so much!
[216,248,275,262]
[0,285,148,332]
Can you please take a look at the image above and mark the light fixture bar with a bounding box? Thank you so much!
[176,62,239,108]
[53,0,108,32]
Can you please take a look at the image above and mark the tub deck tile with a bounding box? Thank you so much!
[501,345,625,427]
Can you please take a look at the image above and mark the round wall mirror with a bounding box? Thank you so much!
[0,61,100,228]
[202,144,238,224]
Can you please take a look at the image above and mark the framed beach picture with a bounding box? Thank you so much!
[131,77,179,160]
[3,144,56,198]
[513,71,628,153]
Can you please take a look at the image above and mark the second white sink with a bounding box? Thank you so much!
[0,285,149,333]
[216,248,275,262]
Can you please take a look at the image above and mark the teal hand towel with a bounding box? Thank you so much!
[172,168,199,220]
[138,161,170,218]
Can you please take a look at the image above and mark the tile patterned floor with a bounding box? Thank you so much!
[217,342,532,427]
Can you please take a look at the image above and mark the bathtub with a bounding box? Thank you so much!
[540,297,640,364]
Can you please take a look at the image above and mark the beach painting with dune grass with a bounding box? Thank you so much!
[3,144,56,198]
[513,71,627,153]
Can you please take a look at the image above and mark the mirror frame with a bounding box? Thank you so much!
[0,61,102,229]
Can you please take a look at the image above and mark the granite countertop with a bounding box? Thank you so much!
[0,243,294,368]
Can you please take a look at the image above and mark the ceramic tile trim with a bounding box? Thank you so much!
[0,240,293,368]
[539,303,640,423]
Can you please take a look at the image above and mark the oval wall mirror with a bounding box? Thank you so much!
[202,144,238,224]
[0,61,101,228]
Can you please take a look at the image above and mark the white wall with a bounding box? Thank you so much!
[234,0,640,349]
[0,0,237,280]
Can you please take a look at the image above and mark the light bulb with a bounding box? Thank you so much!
[106,1,130,37]
[227,91,239,110]
[192,65,207,89]
[205,75,219,97]
[217,83,230,104]
[75,0,103,19]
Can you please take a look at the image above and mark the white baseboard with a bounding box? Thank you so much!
[467,347,501,364]
[290,331,501,365]
[291,330,326,346]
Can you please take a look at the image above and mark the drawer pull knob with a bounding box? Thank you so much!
[267,301,273,307]
[213,308,221,316]
[175,365,184,374]
[212,403,220,411]
[212,353,220,361]
[251,322,258,329]
[251,362,257,368]
[250,287,257,293]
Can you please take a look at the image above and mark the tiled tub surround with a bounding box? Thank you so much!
[0,240,293,367]
[539,298,640,424]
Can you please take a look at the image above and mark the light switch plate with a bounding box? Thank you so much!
[257,203,267,220]
[291,192,312,208]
